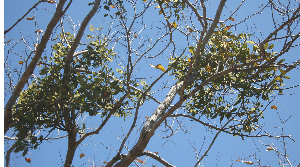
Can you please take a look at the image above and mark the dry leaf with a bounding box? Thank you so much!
[229,16,235,21]
[224,25,232,30]
[110,5,116,8]
[80,153,85,158]
[145,116,149,119]
[26,17,34,20]
[270,105,277,110]
[47,0,56,3]
[19,61,24,64]
[154,152,158,155]
[243,161,254,165]
[266,147,273,151]
[35,30,43,33]
[25,157,31,163]
[136,159,144,163]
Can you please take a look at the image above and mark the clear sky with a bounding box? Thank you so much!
[3,0,300,167]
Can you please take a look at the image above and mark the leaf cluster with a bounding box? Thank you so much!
[168,26,288,135]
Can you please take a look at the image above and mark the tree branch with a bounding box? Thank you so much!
[4,0,68,135]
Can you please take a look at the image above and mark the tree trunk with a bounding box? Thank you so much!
[64,124,77,167]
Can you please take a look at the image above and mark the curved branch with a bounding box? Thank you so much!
[4,0,68,135]
[142,151,176,167]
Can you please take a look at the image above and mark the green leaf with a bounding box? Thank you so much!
[268,44,274,49]
[280,69,286,75]
[283,75,290,79]
[264,42,268,49]
[104,5,109,10]
[277,59,285,64]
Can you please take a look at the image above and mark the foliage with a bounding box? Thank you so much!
[12,32,134,155]
[168,25,289,134]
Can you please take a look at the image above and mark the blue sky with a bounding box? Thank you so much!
[3,0,300,166]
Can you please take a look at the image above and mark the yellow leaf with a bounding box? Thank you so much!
[150,64,165,72]
[154,152,159,155]
[275,76,282,81]
[156,64,165,72]
[246,41,255,44]
[187,58,191,62]
[205,65,211,72]
[159,10,163,15]
[80,153,85,158]
[145,116,149,119]
[142,0,147,2]
[270,105,277,110]
[172,22,177,28]
[110,5,116,8]
[87,35,93,38]
[19,61,24,64]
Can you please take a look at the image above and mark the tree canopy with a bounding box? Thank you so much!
[4,0,300,166]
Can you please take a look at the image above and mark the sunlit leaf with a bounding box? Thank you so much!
[275,76,282,81]
[246,41,255,44]
[80,153,85,158]
[19,61,24,64]
[110,5,116,8]
[171,22,177,28]
[243,161,254,165]
[150,64,165,72]
[205,65,211,72]
[188,58,191,62]
[145,116,149,119]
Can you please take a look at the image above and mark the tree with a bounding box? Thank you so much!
[4,0,300,166]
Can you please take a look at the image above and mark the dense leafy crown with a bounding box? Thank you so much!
[168,26,288,135]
